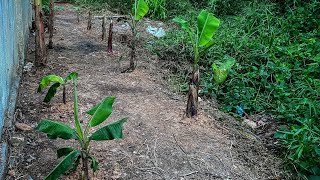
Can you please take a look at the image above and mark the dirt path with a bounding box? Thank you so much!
[7,4,283,180]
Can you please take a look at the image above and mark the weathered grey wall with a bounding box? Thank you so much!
[0,0,32,178]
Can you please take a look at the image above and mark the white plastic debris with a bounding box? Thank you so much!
[146,26,165,38]
[23,62,33,72]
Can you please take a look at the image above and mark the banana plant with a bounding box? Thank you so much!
[36,72,128,180]
[125,0,149,72]
[173,10,220,118]
[37,72,76,104]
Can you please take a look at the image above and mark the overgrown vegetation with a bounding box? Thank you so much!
[41,0,319,178]
[151,0,320,178]
[36,72,128,179]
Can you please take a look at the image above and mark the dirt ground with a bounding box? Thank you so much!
[6,4,284,180]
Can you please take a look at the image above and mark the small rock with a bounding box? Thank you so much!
[7,169,15,177]
[15,122,33,132]
[23,62,33,72]
[11,136,25,146]
[242,119,257,129]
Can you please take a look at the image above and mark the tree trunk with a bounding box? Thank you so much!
[186,66,199,118]
[107,19,113,53]
[48,0,54,49]
[101,16,106,41]
[87,11,92,30]
[34,0,47,67]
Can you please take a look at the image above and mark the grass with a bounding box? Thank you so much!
[65,0,320,178]
[150,0,320,178]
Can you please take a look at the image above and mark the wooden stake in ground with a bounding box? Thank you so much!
[77,13,80,23]
[186,66,199,118]
[87,11,92,30]
[48,0,54,49]
[107,19,113,53]
[34,0,47,66]
[101,16,106,41]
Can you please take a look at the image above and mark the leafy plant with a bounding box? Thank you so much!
[124,0,149,72]
[274,119,320,179]
[37,72,76,104]
[173,10,220,117]
[212,56,235,85]
[36,72,128,180]
[146,0,166,19]
[151,0,319,177]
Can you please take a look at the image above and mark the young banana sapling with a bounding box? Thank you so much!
[125,0,149,72]
[37,72,76,104]
[174,10,220,118]
[36,72,128,180]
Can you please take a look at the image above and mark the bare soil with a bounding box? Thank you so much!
[6,4,284,180]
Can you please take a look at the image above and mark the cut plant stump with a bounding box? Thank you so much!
[34,0,47,66]
[102,16,106,41]
[87,11,92,30]
[107,19,113,53]
[186,67,199,118]
[48,0,54,49]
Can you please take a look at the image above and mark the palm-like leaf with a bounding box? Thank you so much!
[38,75,64,92]
[133,0,149,21]
[43,82,61,103]
[57,147,75,158]
[36,119,77,140]
[45,150,80,180]
[88,96,115,127]
[90,156,99,172]
[89,118,128,141]
[212,57,235,84]
[65,72,78,81]
[197,10,220,47]
[173,17,195,46]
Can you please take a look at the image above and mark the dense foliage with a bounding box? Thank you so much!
[151,0,320,178]
[58,0,319,178]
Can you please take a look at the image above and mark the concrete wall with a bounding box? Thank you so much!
[0,0,32,136]
[0,0,32,178]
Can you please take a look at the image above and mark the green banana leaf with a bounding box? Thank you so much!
[65,72,78,81]
[90,155,99,172]
[88,96,115,127]
[173,17,195,46]
[57,147,75,158]
[36,119,77,140]
[38,75,64,92]
[43,82,61,103]
[212,57,235,84]
[133,0,149,21]
[45,150,80,180]
[89,118,128,141]
[197,10,220,47]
